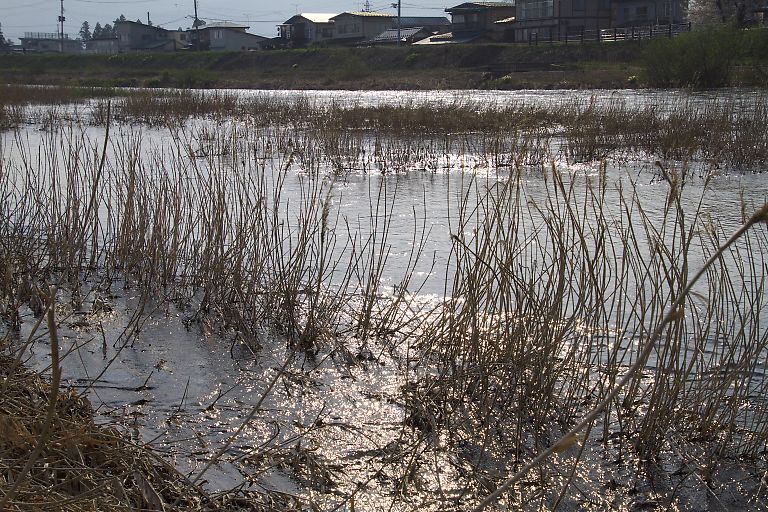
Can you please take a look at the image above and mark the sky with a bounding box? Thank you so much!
[0,0,450,42]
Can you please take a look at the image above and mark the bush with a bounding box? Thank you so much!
[641,27,737,87]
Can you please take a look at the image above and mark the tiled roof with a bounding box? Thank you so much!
[368,27,426,42]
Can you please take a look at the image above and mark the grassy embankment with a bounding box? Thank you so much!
[0,40,652,90]
[1,27,767,90]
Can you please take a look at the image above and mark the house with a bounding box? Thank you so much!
[330,12,395,43]
[114,21,176,51]
[514,0,610,41]
[278,13,337,47]
[445,2,516,41]
[366,16,451,45]
[189,22,269,51]
[20,32,82,53]
[85,37,119,54]
[611,0,687,27]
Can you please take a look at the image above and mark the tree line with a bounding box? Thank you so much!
[78,14,154,41]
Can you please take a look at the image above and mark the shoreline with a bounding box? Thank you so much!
[0,42,651,91]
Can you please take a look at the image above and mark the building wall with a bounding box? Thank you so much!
[515,0,611,40]
[21,37,82,53]
[115,22,171,51]
[450,6,516,33]
[209,29,267,51]
[307,22,335,43]
[85,38,119,54]
[281,19,335,46]
[333,14,394,41]
[612,0,685,25]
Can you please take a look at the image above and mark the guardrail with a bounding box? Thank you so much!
[599,22,691,41]
[23,32,71,40]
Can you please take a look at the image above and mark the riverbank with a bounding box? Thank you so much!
[0,42,648,90]
[2,27,768,91]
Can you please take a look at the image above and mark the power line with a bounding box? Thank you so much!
[0,0,52,10]
[199,16,285,23]
[71,0,156,4]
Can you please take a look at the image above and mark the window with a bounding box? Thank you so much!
[662,2,672,17]
[636,6,648,18]
[519,0,554,19]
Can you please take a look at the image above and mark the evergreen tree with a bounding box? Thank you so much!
[102,23,114,38]
[92,22,102,39]
[79,21,91,41]
[115,14,127,24]
[0,21,10,49]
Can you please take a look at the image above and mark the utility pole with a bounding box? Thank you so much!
[397,0,401,46]
[193,0,200,51]
[391,1,401,46]
[58,0,65,53]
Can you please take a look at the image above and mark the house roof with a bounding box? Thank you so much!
[367,27,427,43]
[412,31,483,44]
[398,16,451,26]
[332,11,394,19]
[446,1,515,11]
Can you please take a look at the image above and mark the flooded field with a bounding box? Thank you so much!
[1,87,768,510]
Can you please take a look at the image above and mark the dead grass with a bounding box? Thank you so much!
[0,351,282,510]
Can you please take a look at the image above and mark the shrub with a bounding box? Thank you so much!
[641,27,737,87]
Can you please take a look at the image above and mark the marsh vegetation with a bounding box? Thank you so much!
[1,86,767,510]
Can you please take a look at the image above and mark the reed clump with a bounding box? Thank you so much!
[0,353,275,511]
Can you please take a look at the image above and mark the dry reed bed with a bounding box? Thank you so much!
[1,96,767,508]
[103,90,768,171]
[5,86,768,171]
